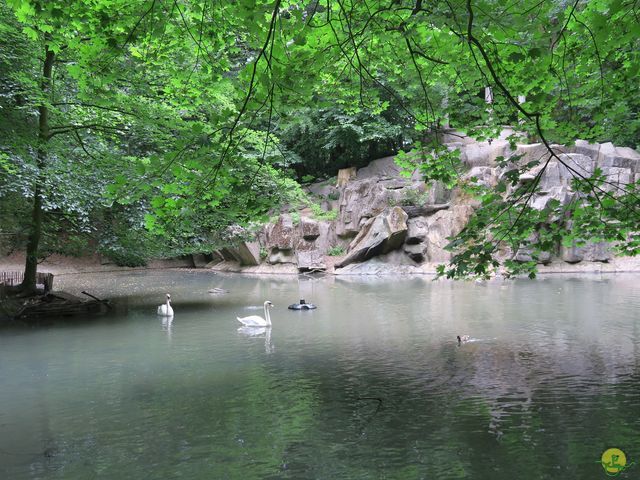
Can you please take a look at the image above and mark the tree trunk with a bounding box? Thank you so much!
[20,45,55,294]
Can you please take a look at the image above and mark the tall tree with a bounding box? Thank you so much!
[2,0,638,284]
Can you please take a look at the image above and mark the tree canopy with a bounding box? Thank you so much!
[1,0,638,286]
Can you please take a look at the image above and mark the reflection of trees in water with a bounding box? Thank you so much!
[253,335,640,479]
[5,274,640,478]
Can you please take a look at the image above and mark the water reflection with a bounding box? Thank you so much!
[1,272,639,479]
[237,326,274,354]
[160,316,173,338]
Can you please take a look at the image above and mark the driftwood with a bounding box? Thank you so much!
[12,291,112,320]
[401,203,450,218]
[81,290,113,310]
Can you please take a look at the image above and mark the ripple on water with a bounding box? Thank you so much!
[2,273,640,479]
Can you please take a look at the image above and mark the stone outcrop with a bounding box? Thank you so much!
[191,253,212,268]
[296,245,326,272]
[336,207,408,268]
[560,241,612,263]
[300,217,320,240]
[208,131,639,275]
[235,242,261,266]
[216,242,261,266]
[464,166,499,188]
[401,203,450,219]
[356,156,404,179]
[295,218,332,272]
[402,205,475,263]
[267,214,296,264]
[336,177,390,238]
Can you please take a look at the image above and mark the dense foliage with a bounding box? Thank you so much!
[0,0,638,286]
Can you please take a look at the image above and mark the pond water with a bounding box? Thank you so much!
[1,271,639,479]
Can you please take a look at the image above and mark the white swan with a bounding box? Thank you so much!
[237,300,273,327]
[157,293,174,316]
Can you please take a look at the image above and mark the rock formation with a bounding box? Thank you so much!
[209,130,639,275]
[336,207,408,268]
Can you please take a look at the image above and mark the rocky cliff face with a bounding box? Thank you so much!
[211,130,640,275]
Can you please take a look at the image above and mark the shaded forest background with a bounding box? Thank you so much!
[0,0,638,286]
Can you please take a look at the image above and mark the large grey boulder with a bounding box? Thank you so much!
[423,180,452,204]
[336,178,390,238]
[572,141,639,175]
[300,217,320,240]
[561,241,612,264]
[528,154,593,191]
[295,219,336,271]
[219,247,241,262]
[460,140,511,167]
[334,250,421,275]
[267,215,297,264]
[514,247,552,264]
[191,254,211,268]
[336,167,357,187]
[336,207,408,268]
[296,241,326,272]
[216,242,261,266]
[235,241,261,266]
[517,154,595,210]
[306,181,340,200]
[268,249,296,264]
[439,129,479,145]
[403,206,475,264]
[268,214,296,250]
[313,220,336,253]
[574,139,613,162]
[356,156,402,179]
[401,203,450,219]
[260,215,337,268]
[530,187,574,210]
[206,251,225,266]
[464,166,499,188]
[404,216,430,262]
[512,233,552,264]
[423,206,475,262]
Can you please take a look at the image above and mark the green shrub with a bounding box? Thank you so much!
[99,239,149,267]
[301,174,316,184]
[328,245,345,256]
[310,203,338,221]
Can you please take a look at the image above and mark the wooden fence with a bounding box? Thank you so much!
[0,271,54,294]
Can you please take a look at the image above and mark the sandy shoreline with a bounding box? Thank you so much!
[0,253,195,276]
[2,252,640,278]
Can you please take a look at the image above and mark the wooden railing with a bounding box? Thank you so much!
[0,271,54,293]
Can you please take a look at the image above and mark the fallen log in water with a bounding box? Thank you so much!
[11,291,112,321]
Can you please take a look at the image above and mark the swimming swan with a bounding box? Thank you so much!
[157,293,174,317]
[237,301,273,327]
[457,335,470,344]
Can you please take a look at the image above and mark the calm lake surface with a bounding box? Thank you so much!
[1,271,639,479]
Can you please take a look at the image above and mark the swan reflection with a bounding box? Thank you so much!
[238,325,274,354]
[161,316,173,338]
